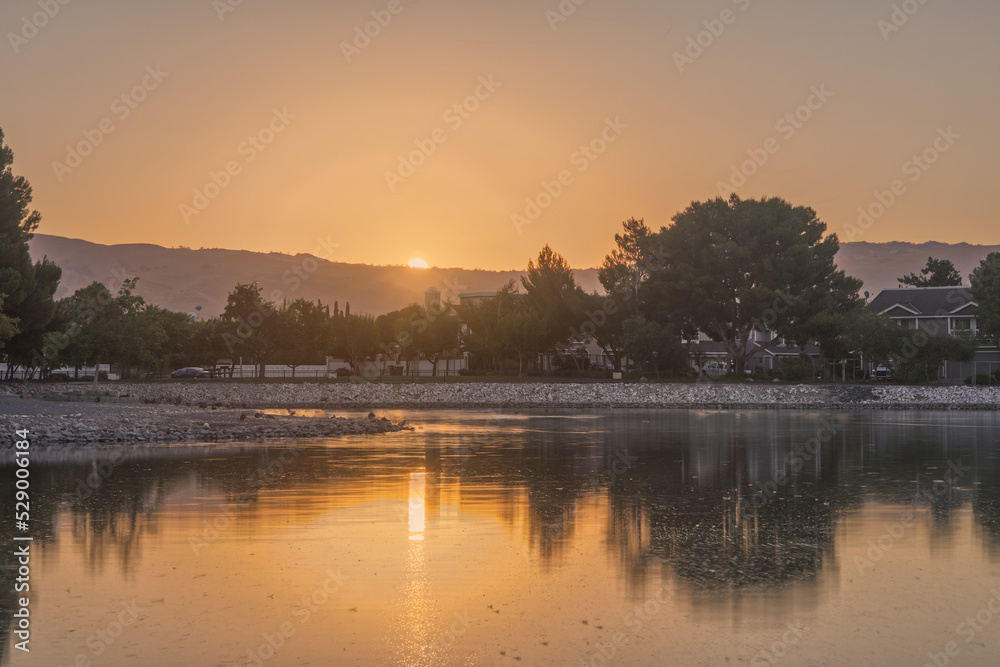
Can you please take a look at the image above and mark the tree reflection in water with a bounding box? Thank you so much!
[2,410,999,663]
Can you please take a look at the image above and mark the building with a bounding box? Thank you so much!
[868,285,1000,382]
[424,287,441,311]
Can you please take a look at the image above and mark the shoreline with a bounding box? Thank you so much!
[2,381,998,447]
[3,380,999,409]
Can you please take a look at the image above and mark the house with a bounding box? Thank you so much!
[868,286,1000,381]
[685,333,822,376]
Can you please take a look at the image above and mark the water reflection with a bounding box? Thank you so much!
[1,410,999,665]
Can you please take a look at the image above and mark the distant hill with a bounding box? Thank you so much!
[833,241,1000,298]
[27,235,1000,317]
[27,234,602,317]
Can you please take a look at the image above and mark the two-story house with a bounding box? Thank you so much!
[868,286,999,381]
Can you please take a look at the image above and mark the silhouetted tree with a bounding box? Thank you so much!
[899,257,963,287]
[640,195,864,374]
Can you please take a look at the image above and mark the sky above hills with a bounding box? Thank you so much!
[3,0,998,270]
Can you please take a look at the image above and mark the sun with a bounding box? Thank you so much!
[407,257,429,269]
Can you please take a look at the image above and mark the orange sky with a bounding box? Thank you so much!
[2,0,997,270]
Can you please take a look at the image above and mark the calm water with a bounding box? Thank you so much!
[2,409,1000,666]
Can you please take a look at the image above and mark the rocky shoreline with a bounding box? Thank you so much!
[2,381,998,447]
[0,393,411,447]
[3,380,1000,410]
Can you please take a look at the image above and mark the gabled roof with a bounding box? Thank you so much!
[868,286,974,317]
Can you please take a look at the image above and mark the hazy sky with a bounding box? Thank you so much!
[2,0,997,270]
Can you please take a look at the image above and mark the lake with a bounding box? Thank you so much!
[2,409,1000,666]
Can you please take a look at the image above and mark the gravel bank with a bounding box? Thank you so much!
[3,380,999,411]
[0,393,410,446]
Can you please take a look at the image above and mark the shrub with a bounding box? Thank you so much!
[779,358,814,382]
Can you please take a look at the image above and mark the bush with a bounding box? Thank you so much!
[965,374,994,386]
[77,372,109,382]
[779,358,814,382]
[46,372,71,382]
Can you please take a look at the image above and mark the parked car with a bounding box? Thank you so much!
[701,361,729,377]
[171,367,211,379]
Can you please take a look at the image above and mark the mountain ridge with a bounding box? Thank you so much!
[27,234,1000,318]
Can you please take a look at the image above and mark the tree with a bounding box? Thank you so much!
[595,218,659,370]
[893,332,977,383]
[0,127,62,368]
[970,252,1000,341]
[598,218,656,316]
[899,257,963,287]
[420,305,461,376]
[521,246,587,365]
[640,195,864,374]
[2,258,61,377]
[273,298,330,376]
[52,280,152,385]
[456,281,533,374]
[621,315,688,377]
[334,313,378,373]
[497,301,546,376]
[220,282,276,377]
[848,311,905,376]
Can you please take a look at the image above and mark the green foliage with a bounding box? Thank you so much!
[849,311,904,371]
[898,257,963,287]
[621,315,688,376]
[892,331,978,383]
[970,252,1000,341]
[639,195,864,374]
[220,282,277,375]
[779,358,815,382]
[595,218,657,369]
[0,127,62,369]
[521,245,587,352]
[457,281,545,375]
[376,301,461,376]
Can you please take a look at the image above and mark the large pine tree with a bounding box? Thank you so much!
[0,127,62,373]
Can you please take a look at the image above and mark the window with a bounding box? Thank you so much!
[897,319,917,330]
[950,318,973,333]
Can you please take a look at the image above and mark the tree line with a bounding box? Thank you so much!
[3,127,1000,382]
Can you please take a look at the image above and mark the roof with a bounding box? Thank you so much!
[868,286,975,317]
[687,340,822,357]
